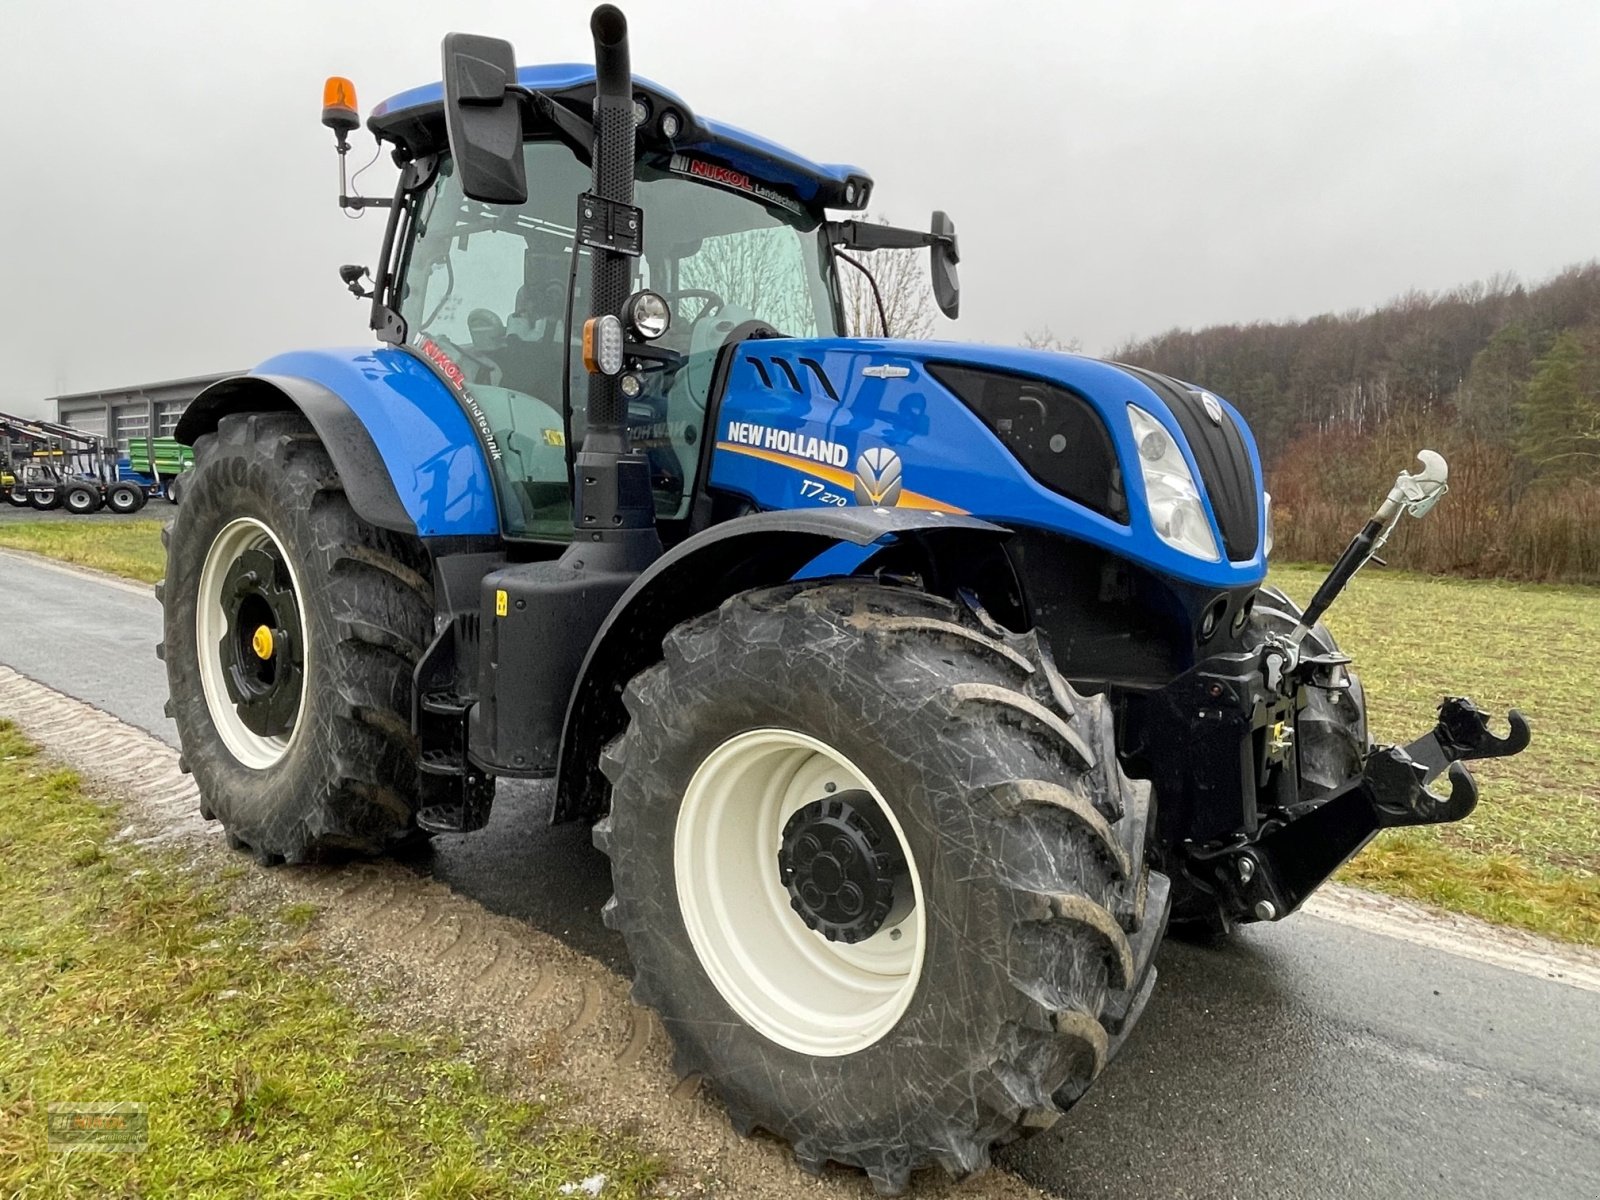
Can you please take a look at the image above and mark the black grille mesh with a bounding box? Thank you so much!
[929,363,1127,523]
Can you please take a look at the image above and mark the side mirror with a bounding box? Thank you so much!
[441,32,527,205]
[930,210,960,319]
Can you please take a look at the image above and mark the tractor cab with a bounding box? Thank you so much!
[363,67,867,542]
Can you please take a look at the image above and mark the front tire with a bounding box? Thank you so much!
[597,583,1165,1193]
[159,411,434,862]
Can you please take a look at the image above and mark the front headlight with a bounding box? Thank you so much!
[1127,404,1221,562]
[1263,491,1274,557]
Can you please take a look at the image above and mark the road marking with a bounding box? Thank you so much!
[3,660,1597,1002]
[0,546,157,600]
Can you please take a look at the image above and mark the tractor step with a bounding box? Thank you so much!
[415,803,479,834]
[419,748,466,777]
[420,690,473,717]
[414,767,494,835]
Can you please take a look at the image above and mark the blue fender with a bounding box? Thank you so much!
[175,347,499,539]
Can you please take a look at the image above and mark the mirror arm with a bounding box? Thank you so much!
[826,219,958,260]
[513,87,597,168]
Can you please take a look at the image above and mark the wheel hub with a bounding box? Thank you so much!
[778,790,908,944]
[217,545,303,738]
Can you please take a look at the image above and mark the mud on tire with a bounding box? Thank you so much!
[158,411,434,863]
[595,581,1167,1194]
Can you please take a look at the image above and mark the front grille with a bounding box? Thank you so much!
[1116,365,1259,561]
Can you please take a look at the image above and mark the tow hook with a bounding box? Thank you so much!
[1198,697,1530,925]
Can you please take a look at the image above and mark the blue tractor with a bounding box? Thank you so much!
[160,7,1528,1191]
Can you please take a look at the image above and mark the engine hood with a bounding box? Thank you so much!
[706,337,1267,590]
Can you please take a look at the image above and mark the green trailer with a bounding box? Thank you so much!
[127,437,196,503]
[126,437,195,477]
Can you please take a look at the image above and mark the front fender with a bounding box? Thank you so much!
[175,347,499,539]
[552,507,1010,821]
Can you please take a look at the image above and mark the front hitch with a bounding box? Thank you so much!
[1203,697,1530,924]
[1366,697,1532,826]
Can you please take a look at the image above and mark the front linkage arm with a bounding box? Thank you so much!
[1210,697,1530,925]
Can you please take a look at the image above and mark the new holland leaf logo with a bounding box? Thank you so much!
[853,447,904,508]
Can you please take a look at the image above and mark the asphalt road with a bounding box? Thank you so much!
[2,548,1596,1199]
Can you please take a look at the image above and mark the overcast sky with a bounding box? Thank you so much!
[2,0,1595,416]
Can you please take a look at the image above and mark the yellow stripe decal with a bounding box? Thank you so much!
[716,442,967,514]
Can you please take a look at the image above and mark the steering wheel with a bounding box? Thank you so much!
[661,289,726,333]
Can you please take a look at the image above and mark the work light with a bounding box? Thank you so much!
[582,315,626,376]
[624,290,671,341]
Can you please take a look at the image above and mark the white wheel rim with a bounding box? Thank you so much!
[195,517,308,770]
[675,728,926,1056]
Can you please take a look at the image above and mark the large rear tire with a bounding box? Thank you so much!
[597,582,1165,1194]
[158,411,434,863]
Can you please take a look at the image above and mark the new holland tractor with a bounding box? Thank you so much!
[159,7,1529,1191]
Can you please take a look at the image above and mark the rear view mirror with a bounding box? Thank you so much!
[930,210,960,319]
[441,33,527,205]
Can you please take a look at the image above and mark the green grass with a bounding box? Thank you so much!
[1271,564,1600,944]
[0,519,167,583]
[0,721,662,1198]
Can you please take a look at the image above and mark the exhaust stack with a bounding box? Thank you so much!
[571,3,660,566]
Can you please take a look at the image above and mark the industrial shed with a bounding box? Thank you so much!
[52,372,237,453]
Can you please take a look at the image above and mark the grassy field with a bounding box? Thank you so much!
[0,721,661,1197]
[0,517,167,583]
[1271,564,1599,943]
[1,517,1593,943]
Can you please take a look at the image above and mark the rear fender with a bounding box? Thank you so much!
[552,508,1013,821]
[174,348,499,538]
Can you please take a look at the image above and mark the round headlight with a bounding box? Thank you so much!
[631,95,651,126]
[659,109,682,140]
[844,181,858,205]
[625,290,672,341]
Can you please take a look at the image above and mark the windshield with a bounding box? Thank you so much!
[397,141,842,540]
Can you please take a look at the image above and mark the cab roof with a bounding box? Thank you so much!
[368,64,871,211]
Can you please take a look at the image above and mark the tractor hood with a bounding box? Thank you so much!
[707,338,1267,591]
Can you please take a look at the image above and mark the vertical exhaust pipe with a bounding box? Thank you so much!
[583,3,634,443]
[570,3,660,566]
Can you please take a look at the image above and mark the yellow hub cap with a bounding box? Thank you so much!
[250,625,275,660]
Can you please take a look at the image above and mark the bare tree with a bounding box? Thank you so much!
[838,216,937,339]
[678,227,820,335]
[1020,326,1082,353]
